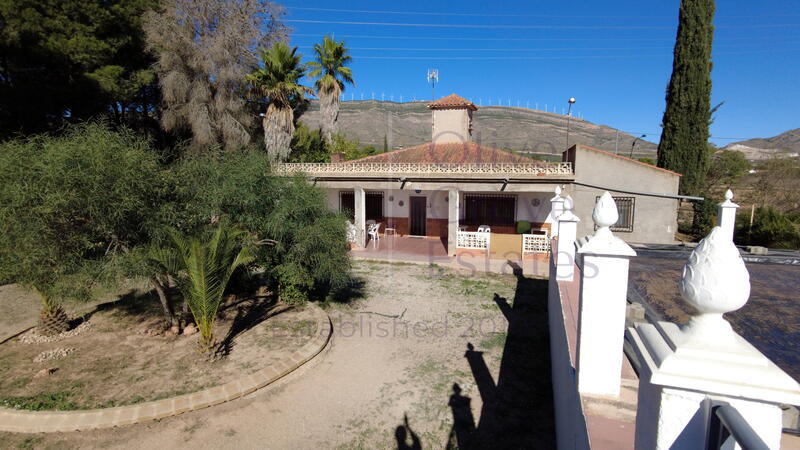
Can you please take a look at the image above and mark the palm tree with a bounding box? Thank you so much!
[248,42,313,160]
[307,36,354,144]
[149,223,254,350]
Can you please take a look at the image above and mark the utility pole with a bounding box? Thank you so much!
[615,130,619,154]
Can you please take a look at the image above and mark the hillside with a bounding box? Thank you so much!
[297,100,658,160]
[724,128,800,160]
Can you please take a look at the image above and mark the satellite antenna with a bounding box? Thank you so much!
[427,68,439,100]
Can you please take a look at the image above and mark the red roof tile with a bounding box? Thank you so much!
[350,141,536,164]
[427,93,478,111]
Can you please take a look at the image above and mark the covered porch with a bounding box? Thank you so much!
[331,186,561,257]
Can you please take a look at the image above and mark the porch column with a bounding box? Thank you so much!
[576,192,636,397]
[354,186,366,248]
[548,185,565,237]
[447,188,460,257]
[717,189,739,241]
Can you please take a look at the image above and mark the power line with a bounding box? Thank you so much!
[286,18,800,30]
[291,33,800,42]
[294,42,800,52]
[344,48,800,60]
[285,6,800,20]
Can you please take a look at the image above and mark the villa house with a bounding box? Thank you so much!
[277,94,681,259]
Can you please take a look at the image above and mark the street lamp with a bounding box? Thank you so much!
[565,97,576,150]
[629,134,646,158]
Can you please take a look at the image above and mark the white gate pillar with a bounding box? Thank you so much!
[354,187,366,248]
[575,192,636,397]
[555,195,580,281]
[548,185,565,237]
[627,199,800,448]
[717,189,739,241]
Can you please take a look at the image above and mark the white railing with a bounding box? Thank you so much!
[522,233,551,253]
[274,162,573,176]
[456,231,490,250]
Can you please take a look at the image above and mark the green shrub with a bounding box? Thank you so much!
[737,206,800,249]
[516,221,532,234]
[0,122,167,332]
[0,392,78,411]
[171,150,351,303]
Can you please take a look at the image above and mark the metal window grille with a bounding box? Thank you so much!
[595,196,635,232]
[464,194,517,226]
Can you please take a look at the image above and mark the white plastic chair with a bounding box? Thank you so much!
[477,225,491,233]
[368,222,382,247]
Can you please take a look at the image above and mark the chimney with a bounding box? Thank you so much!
[427,94,477,144]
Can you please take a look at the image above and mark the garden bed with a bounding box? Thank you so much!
[0,290,317,411]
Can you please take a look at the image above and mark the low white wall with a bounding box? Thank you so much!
[548,244,590,450]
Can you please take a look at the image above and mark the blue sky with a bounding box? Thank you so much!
[283,1,800,146]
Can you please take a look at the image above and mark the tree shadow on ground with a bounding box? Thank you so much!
[445,263,556,450]
[319,275,367,304]
[71,289,164,329]
[215,296,289,357]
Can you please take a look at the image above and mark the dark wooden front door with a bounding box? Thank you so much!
[409,196,427,236]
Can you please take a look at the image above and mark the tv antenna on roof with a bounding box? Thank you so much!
[427,69,438,100]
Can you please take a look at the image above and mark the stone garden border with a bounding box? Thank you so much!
[0,303,332,433]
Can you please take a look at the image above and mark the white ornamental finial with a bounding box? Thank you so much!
[725,189,733,201]
[555,185,562,197]
[592,192,618,238]
[563,195,574,211]
[679,226,750,340]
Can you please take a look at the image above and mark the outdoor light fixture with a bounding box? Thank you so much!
[415,189,421,194]
[389,195,394,202]
[566,97,577,150]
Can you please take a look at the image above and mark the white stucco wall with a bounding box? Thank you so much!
[564,145,681,245]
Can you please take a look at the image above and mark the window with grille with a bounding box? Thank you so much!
[463,194,516,226]
[340,191,384,221]
[596,196,635,232]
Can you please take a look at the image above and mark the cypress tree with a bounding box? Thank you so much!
[656,0,715,196]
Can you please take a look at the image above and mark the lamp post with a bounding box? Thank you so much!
[566,97,576,150]
[629,134,646,158]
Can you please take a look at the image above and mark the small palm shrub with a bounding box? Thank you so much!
[150,223,254,349]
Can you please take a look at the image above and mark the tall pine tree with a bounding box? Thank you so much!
[657,0,715,196]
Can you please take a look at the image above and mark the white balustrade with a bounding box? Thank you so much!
[522,234,550,253]
[456,231,491,250]
[274,162,573,176]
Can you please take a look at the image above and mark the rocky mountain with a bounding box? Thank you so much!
[297,100,658,160]
[724,128,800,160]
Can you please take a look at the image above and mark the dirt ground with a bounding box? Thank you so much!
[0,288,315,410]
[0,260,556,449]
[629,255,800,382]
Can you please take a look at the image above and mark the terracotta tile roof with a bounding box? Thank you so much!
[350,141,536,164]
[427,93,478,111]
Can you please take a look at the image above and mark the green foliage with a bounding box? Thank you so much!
[171,150,351,303]
[737,206,800,249]
[307,35,354,95]
[0,392,78,411]
[637,157,656,166]
[329,133,380,160]
[149,223,254,349]
[692,198,718,237]
[656,0,715,196]
[0,122,166,307]
[0,0,159,136]
[289,122,330,163]
[706,148,751,189]
[248,42,312,110]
